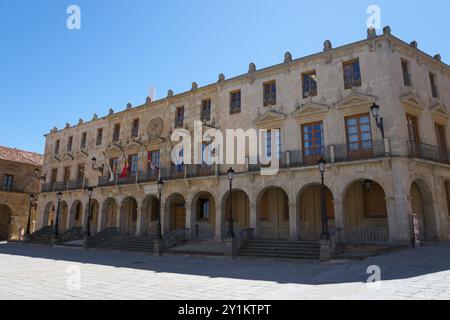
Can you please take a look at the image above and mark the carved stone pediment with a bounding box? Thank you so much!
[335,93,376,110]
[401,93,426,110]
[430,102,449,124]
[253,110,286,127]
[291,102,330,119]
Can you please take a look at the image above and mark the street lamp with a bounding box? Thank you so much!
[156,178,164,240]
[86,187,93,237]
[227,168,235,239]
[91,157,105,175]
[317,158,330,240]
[25,194,35,241]
[54,191,63,237]
[371,103,385,139]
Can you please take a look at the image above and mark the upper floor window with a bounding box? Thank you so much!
[109,158,119,175]
[113,124,120,142]
[96,128,103,146]
[302,121,324,164]
[50,168,58,183]
[128,154,139,175]
[148,150,160,171]
[265,129,281,159]
[63,166,71,182]
[345,113,373,160]
[435,123,447,151]
[230,90,241,114]
[80,132,87,150]
[429,72,439,98]
[401,59,411,86]
[2,175,13,191]
[67,136,73,153]
[201,99,211,122]
[77,164,85,181]
[54,140,60,154]
[175,106,185,128]
[407,113,420,145]
[302,71,318,98]
[131,119,139,138]
[343,59,362,89]
[263,81,277,106]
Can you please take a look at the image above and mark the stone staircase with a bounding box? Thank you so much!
[167,240,228,257]
[238,240,320,260]
[29,226,53,245]
[92,234,155,253]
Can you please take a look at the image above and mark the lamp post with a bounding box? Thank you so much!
[371,103,385,139]
[86,187,93,237]
[25,194,35,241]
[54,191,63,237]
[91,157,104,175]
[318,158,330,240]
[157,178,164,240]
[227,168,235,239]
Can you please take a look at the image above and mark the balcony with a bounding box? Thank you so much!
[54,181,68,192]
[162,165,186,181]
[187,164,216,178]
[98,175,117,188]
[408,141,450,165]
[0,186,26,193]
[41,183,54,193]
[333,140,386,163]
[68,179,84,191]
[138,169,159,183]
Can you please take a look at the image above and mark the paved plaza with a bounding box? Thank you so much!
[0,242,449,300]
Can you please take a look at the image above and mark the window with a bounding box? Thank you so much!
[302,71,318,98]
[201,99,211,121]
[148,150,160,171]
[80,132,87,150]
[302,122,324,164]
[113,124,120,142]
[175,106,185,128]
[263,81,277,106]
[343,59,362,89]
[77,164,85,181]
[429,72,439,98]
[2,175,13,191]
[230,90,241,114]
[54,140,60,154]
[265,129,281,159]
[198,198,210,221]
[51,168,58,183]
[131,119,139,138]
[435,123,448,163]
[96,128,103,146]
[128,154,139,175]
[407,114,420,144]
[63,167,71,182]
[109,158,119,175]
[67,136,73,153]
[345,114,373,159]
[401,59,411,86]
[446,181,450,217]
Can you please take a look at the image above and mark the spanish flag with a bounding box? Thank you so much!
[120,158,129,178]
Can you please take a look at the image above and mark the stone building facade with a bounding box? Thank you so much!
[36,27,450,246]
[0,147,43,240]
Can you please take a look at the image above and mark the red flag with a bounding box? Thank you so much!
[120,159,129,178]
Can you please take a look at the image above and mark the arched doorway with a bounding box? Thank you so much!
[59,201,69,233]
[257,187,289,240]
[192,192,216,239]
[410,180,437,241]
[141,195,159,236]
[0,204,12,240]
[69,201,83,229]
[222,189,250,237]
[165,193,186,233]
[101,198,118,231]
[297,184,335,240]
[85,199,100,235]
[43,202,55,227]
[120,197,138,235]
[343,179,388,242]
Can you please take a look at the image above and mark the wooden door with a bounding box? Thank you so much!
[174,206,186,230]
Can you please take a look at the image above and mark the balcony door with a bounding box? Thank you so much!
[302,122,324,164]
[435,124,448,163]
[407,114,421,157]
[345,114,373,160]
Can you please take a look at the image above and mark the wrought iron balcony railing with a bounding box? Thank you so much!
[408,141,450,165]
[54,181,68,192]
[68,179,84,191]
[187,164,216,178]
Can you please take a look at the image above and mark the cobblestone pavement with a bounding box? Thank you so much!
[0,242,449,300]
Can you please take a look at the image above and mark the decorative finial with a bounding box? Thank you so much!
[383,26,391,35]
[146,96,152,104]
[126,103,132,109]
[92,113,98,120]
[434,54,442,61]
[78,119,83,125]
[323,40,332,52]
[248,63,256,73]
[108,108,114,116]
[367,27,377,39]
[191,82,198,90]
[218,73,225,82]
[167,89,174,98]
[65,123,70,129]
[284,52,292,63]
[410,41,418,48]
[51,127,58,133]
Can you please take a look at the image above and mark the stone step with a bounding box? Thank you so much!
[238,251,320,260]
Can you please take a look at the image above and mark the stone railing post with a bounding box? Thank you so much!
[329,145,336,163]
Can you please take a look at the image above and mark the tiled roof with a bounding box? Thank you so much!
[0,146,43,166]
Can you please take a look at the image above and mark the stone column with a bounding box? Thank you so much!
[135,205,142,236]
[214,204,223,241]
[249,202,259,238]
[333,198,344,241]
[288,202,298,241]
[185,205,195,239]
[160,201,169,236]
[391,160,413,242]
[386,196,399,242]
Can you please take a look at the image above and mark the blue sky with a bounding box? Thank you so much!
[0,0,448,153]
